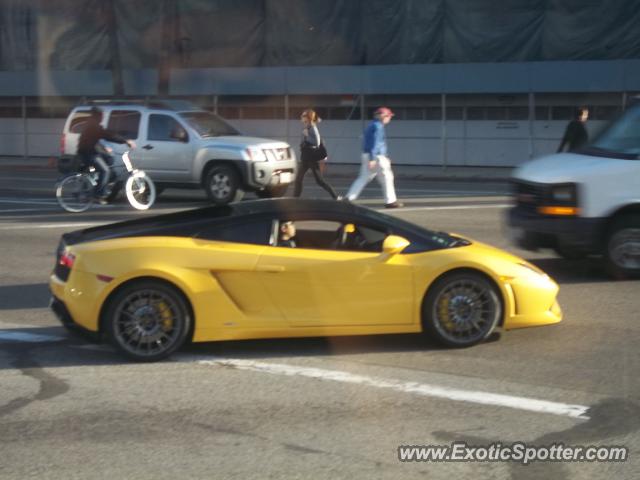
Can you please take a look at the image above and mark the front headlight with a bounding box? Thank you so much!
[246,147,267,162]
[549,183,578,205]
[537,183,580,216]
[518,262,549,279]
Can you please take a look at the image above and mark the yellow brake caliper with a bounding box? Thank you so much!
[437,293,455,332]
[156,301,173,331]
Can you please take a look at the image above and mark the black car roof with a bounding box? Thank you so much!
[62,199,368,246]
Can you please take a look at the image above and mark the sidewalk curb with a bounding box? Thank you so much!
[0,158,513,183]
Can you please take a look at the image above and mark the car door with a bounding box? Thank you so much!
[255,219,414,327]
[196,218,287,328]
[139,113,194,181]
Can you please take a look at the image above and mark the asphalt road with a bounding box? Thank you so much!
[0,169,638,480]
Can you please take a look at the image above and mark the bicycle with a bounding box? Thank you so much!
[56,144,156,213]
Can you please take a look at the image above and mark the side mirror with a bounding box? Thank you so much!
[382,235,410,257]
[170,128,188,142]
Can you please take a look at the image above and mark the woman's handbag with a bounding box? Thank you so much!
[310,142,328,162]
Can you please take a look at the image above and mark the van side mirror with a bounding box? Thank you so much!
[382,235,410,257]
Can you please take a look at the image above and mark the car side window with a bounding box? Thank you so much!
[148,114,188,142]
[272,219,387,253]
[107,110,141,138]
[195,219,272,245]
[69,111,91,133]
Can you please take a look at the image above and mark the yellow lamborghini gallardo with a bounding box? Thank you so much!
[49,198,561,361]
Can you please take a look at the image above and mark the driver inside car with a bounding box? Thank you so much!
[277,220,297,248]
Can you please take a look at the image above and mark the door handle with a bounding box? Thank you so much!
[256,265,285,273]
[142,144,153,150]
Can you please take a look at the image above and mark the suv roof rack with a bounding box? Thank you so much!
[81,98,201,112]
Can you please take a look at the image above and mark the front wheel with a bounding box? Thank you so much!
[56,174,94,213]
[204,164,244,205]
[125,171,156,210]
[605,215,640,279]
[104,280,191,362]
[422,271,502,348]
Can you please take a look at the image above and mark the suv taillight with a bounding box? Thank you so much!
[60,134,66,154]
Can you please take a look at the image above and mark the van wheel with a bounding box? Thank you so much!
[605,215,640,279]
[204,165,244,205]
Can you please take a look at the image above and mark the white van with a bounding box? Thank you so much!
[508,102,640,278]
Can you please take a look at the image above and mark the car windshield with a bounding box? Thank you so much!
[589,104,640,157]
[179,111,240,137]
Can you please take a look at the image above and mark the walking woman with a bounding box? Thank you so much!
[293,109,338,199]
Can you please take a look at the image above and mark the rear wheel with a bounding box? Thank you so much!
[204,164,244,205]
[125,172,156,210]
[104,280,191,362]
[56,174,94,213]
[605,215,640,279]
[422,271,501,348]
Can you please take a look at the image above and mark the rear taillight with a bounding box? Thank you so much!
[59,251,75,269]
[60,134,66,154]
[54,250,75,281]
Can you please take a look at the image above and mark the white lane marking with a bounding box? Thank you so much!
[0,176,55,183]
[0,222,101,231]
[376,204,511,213]
[0,330,66,343]
[0,198,59,206]
[0,208,61,213]
[198,358,590,419]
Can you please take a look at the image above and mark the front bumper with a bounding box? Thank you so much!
[507,207,604,253]
[249,159,297,189]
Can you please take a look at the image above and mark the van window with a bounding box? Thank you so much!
[69,111,91,133]
[591,104,640,156]
[107,110,141,139]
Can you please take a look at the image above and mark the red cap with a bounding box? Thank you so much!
[375,107,394,118]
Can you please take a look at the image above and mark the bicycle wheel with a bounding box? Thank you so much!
[56,174,94,213]
[125,171,156,210]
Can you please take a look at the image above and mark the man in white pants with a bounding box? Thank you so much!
[346,107,403,208]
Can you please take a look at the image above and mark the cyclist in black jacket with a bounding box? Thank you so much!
[77,107,136,196]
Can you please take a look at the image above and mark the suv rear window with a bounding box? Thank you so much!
[69,111,91,133]
[107,110,141,139]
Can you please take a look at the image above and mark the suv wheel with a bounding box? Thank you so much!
[605,215,640,279]
[204,165,244,205]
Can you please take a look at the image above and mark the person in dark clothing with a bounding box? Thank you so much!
[77,107,136,196]
[293,109,338,199]
[557,107,589,152]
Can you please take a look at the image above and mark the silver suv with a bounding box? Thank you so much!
[60,100,297,204]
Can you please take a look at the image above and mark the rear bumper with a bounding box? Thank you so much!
[49,295,100,340]
[507,207,604,253]
[49,295,75,328]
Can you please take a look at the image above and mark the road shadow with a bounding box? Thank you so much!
[0,325,502,370]
[0,283,50,310]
